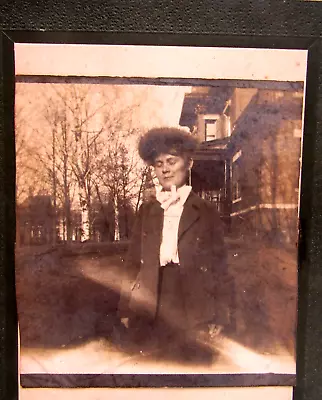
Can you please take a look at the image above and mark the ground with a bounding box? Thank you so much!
[16,236,297,381]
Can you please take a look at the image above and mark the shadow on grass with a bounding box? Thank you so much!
[16,239,296,368]
[16,244,218,367]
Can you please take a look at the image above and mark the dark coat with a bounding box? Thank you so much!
[118,191,234,332]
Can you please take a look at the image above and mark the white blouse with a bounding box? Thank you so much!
[156,185,192,266]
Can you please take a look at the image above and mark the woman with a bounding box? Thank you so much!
[118,127,234,354]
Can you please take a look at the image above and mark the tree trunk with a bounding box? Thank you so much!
[78,183,91,242]
[114,196,120,241]
[80,206,90,241]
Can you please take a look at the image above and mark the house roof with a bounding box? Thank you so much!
[179,87,234,128]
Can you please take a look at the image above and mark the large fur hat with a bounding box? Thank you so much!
[138,127,199,165]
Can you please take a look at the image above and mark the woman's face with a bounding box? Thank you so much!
[153,153,193,191]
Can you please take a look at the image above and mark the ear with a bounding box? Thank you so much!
[188,158,194,170]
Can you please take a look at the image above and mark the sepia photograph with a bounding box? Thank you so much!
[14,44,306,384]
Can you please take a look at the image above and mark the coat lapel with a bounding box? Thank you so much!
[143,199,163,250]
[129,199,163,319]
[178,192,201,240]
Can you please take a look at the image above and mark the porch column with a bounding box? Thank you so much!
[223,158,232,231]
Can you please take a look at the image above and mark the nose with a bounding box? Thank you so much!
[162,163,170,174]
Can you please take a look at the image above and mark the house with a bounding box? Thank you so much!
[16,195,56,246]
[179,84,303,243]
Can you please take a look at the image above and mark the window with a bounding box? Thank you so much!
[232,150,242,203]
[224,114,231,137]
[204,119,217,141]
[223,101,232,137]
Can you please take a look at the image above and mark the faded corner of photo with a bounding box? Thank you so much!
[14,43,306,384]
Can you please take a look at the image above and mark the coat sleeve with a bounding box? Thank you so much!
[117,204,144,317]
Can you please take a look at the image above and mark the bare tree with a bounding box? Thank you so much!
[16,82,164,244]
[40,99,77,243]
[40,83,151,242]
[97,142,140,240]
[15,87,51,247]
[38,84,107,242]
[15,95,46,204]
